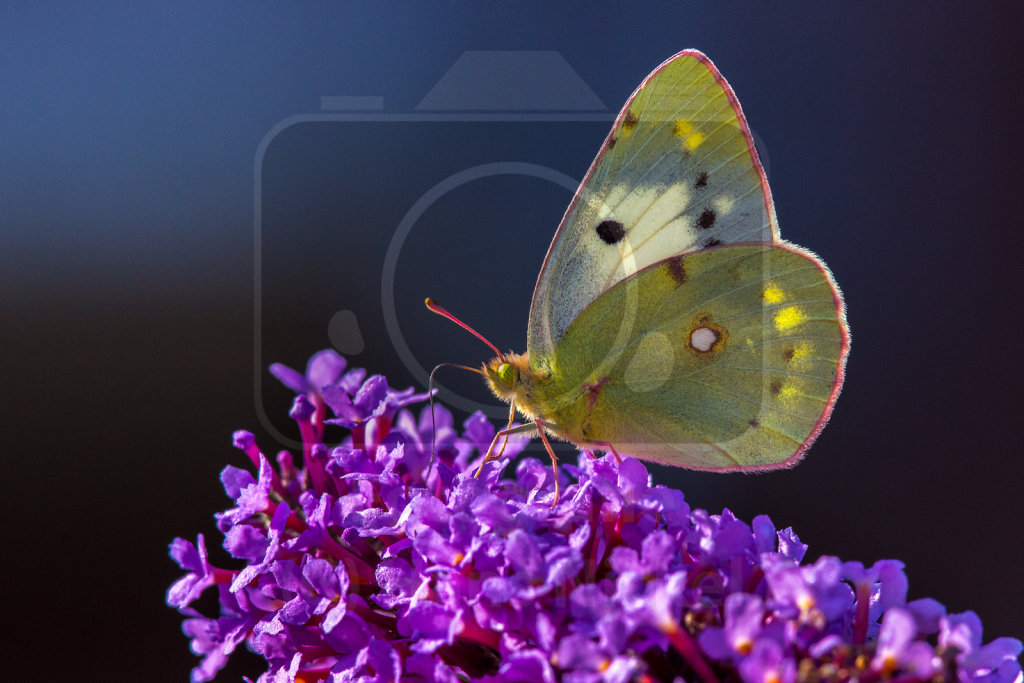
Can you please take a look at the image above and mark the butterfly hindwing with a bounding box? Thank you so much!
[534,243,848,470]
[476,51,849,477]
[528,50,778,361]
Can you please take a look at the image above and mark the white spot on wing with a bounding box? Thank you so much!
[592,185,631,222]
[713,195,736,216]
[628,183,692,248]
[690,326,718,352]
[599,183,699,285]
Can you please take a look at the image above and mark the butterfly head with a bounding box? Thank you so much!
[483,352,533,405]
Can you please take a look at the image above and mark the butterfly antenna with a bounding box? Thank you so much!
[425,298,504,359]
[426,361,483,497]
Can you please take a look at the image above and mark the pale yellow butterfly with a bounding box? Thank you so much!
[430,50,849,502]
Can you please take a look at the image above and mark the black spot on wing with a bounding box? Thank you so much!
[595,219,626,245]
[703,238,723,248]
[696,208,717,230]
[783,348,795,361]
[749,418,761,428]
[695,171,708,188]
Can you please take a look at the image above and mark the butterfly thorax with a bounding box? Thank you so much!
[483,351,603,448]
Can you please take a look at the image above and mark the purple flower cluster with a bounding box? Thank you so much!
[168,350,1022,683]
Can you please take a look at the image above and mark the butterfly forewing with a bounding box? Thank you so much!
[528,50,779,361]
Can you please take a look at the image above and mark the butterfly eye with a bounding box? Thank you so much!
[496,363,516,388]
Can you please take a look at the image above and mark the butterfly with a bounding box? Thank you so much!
[429,50,849,501]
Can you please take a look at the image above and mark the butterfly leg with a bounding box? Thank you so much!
[472,423,537,493]
[533,418,561,507]
[496,403,516,460]
[473,403,518,479]
[585,442,622,464]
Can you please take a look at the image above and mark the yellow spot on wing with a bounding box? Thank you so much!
[791,341,812,359]
[774,379,816,410]
[672,118,704,151]
[762,284,786,304]
[620,110,638,136]
[779,383,799,401]
[673,119,693,137]
[788,341,814,370]
[774,306,807,332]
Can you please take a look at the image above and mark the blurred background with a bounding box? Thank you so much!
[3,3,1022,680]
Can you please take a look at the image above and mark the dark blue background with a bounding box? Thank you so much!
[4,3,1022,680]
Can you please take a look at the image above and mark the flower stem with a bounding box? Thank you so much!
[663,621,720,683]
